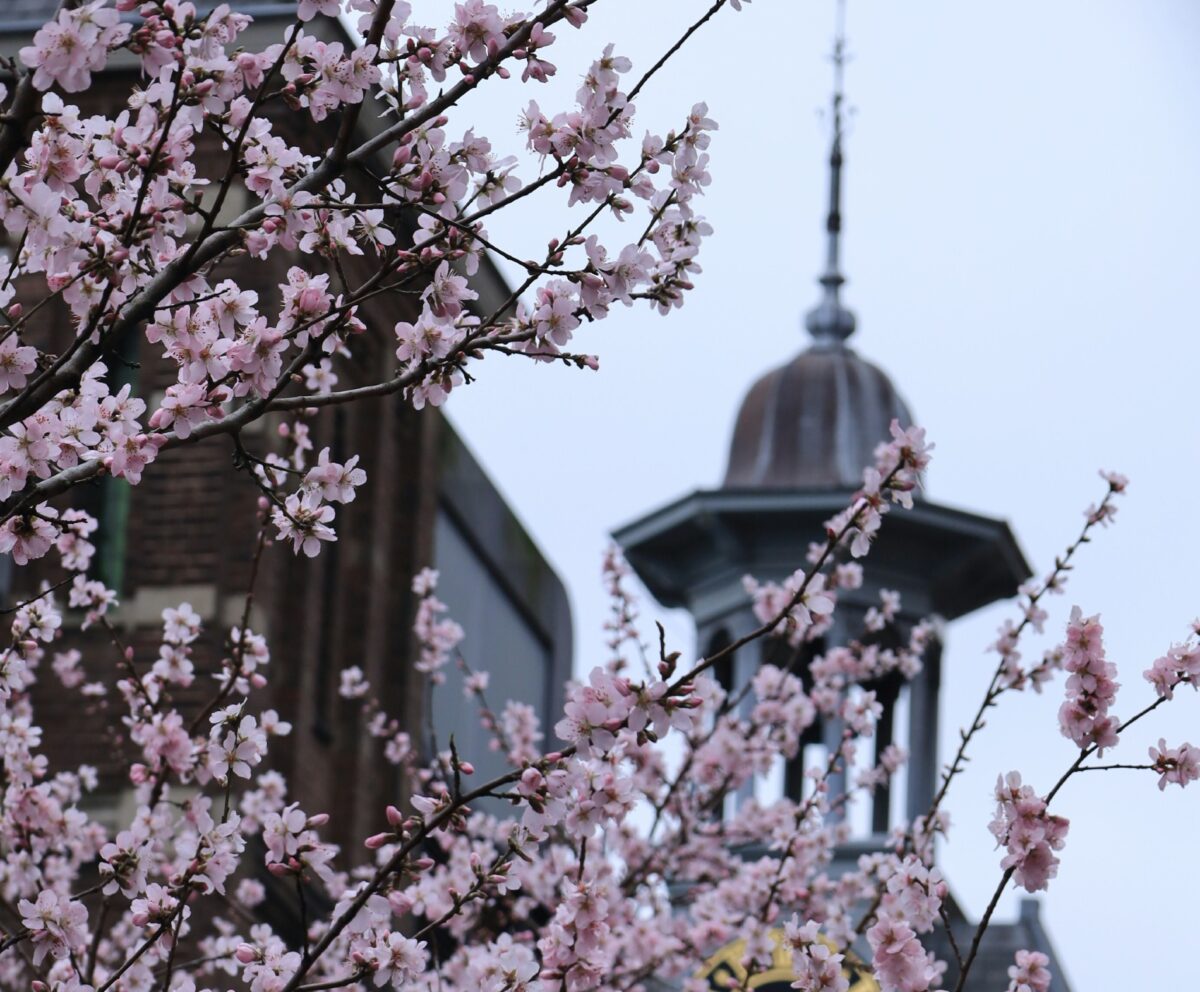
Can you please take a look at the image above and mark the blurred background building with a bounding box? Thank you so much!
[0,3,572,860]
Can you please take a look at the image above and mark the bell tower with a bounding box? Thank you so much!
[612,5,1030,841]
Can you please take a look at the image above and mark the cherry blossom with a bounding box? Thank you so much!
[0,4,1188,992]
[1006,949,1051,992]
[989,772,1069,893]
[18,0,130,93]
[1148,739,1200,790]
[1057,607,1120,753]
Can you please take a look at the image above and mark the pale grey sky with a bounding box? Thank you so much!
[441,2,1200,988]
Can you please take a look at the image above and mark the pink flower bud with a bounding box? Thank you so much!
[458,761,474,775]
[296,287,325,313]
[365,832,391,849]
[235,943,258,964]
[386,804,404,826]
[307,812,329,827]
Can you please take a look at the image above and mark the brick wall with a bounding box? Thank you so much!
[9,63,437,856]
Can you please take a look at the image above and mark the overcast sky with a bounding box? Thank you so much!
[436,2,1200,988]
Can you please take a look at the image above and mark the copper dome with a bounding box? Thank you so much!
[722,343,913,490]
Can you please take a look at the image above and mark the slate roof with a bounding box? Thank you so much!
[930,896,1075,992]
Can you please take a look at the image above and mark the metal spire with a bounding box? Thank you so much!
[805,0,857,346]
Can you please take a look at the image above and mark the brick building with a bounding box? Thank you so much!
[0,3,572,858]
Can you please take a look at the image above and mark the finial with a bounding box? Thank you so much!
[805,0,857,347]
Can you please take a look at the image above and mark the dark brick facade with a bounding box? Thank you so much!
[1,10,572,861]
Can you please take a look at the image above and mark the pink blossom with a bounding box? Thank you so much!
[989,772,1069,893]
[1006,949,1051,992]
[19,1,129,93]
[866,918,941,992]
[0,336,37,393]
[782,918,849,992]
[1057,607,1120,753]
[272,489,336,557]
[1149,739,1200,790]
[304,447,367,504]
[19,889,89,965]
[0,505,60,565]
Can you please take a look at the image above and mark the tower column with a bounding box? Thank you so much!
[905,636,942,825]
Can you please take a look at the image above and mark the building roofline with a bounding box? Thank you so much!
[614,486,1032,622]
